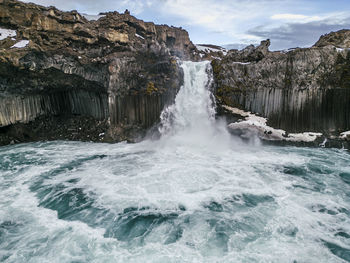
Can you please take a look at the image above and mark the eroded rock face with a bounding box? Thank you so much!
[0,0,195,144]
[212,31,350,135]
[314,29,350,48]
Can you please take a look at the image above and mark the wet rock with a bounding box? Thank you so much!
[0,114,110,146]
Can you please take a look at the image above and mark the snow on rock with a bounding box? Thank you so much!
[11,40,29,48]
[287,132,323,142]
[340,131,350,140]
[82,14,105,21]
[223,105,322,142]
[232,62,251,65]
[336,47,350,53]
[279,48,297,54]
[135,33,144,40]
[0,27,16,40]
[196,44,227,55]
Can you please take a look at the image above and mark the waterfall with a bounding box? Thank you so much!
[157,60,231,149]
[2,62,349,263]
[159,61,216,135]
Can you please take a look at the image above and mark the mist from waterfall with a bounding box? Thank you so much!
[156,60,234,151]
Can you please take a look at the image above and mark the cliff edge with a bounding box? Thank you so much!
[0,0,197,144]
[212,31,350,145]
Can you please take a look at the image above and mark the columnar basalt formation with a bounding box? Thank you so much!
[1,0,349,147]
[212,33,350,136]
[0,0,196,144]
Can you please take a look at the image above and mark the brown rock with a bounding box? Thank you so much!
[0,0,191,144]
[314,29,350,48]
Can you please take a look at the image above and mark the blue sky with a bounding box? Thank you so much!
[22,0,350,50]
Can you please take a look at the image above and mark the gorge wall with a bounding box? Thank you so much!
[212,34,350,136]
[0,0,197,144]
[1,0,349,146]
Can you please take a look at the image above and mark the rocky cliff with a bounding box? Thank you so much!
[212,32,350,138]
[0,0,198,145]
[1,0,349,147]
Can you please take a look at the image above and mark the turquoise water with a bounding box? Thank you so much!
[0,140,349,263]
[1,62,350,262]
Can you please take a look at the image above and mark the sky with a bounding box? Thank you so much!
[22,0,350,50]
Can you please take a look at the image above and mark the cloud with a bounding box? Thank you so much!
[248,12,350,50]
[271,14,322,23]
[21,0,147,15]
[20,0,350,49]
[162,0,286,32]
[159,0,295,45]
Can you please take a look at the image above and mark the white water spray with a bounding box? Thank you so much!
[158,61,231,149]
[1,62,349,263]
[159,61,216,134]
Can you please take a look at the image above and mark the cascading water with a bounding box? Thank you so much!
[159,61,216,135]
[1,62,350,263]
[158,61,233,150]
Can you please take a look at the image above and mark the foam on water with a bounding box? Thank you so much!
[1,61,350,262]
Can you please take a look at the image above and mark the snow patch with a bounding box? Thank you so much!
[340,131,350,140]
[196,44,227,55]
[232,62,251,65]
[287,132,323,142]
[223,105,322,142]
[0,27,16,41]
[82,14,105,21]
[336,47,350,53]
[279,48,297,54]
[135,33,144,40]
[11,40,29,48]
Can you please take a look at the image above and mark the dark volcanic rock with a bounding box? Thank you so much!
[0,0,196,145]
[0,115,109,145]
[212,30,350,137]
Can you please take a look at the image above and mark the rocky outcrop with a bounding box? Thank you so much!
[212,31,350,136]
[314,29,350,48]
[195,44,227,60]
[0,0,196,144]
